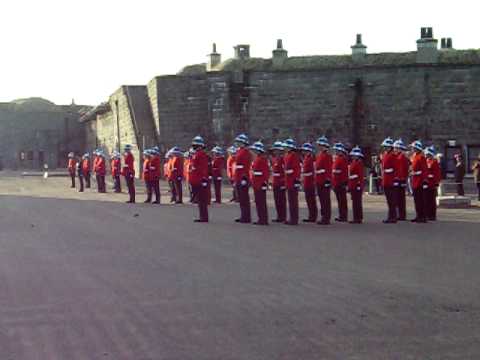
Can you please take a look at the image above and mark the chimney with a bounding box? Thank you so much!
[351,34,367,62]
[441,37,454,50]
[207,43,222,71]
[272,39,288,67]
[416,27,439,63]
[234,44,250,60]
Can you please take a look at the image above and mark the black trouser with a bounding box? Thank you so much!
[230,181,238,202]
[96,175,106,193]
[287,187,299,225]
[384,187,397,221]
[145,180,153,202]
[78,175,84,192]
[425,187,438,220]
[396,182,407,220]
[70,173,75,188]
[254,188,268,224]
[334,185,348,221]
[113,175,121,193]
[317,183,332,223]
[152,179,160,202]
[213,178,222,203]
[125,175,135,203]
[169,180,177,202]
[273,186,286,221]
[192,183,209,222]
[413,188,426,221]
[457,182,464,196]
[477,182,480,200]
[236,182,251,222]
[174,179,183,203]
[350,188,363,222]
[85,173,91,188]
[304,187,318,221]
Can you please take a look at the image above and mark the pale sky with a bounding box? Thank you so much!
[0,0,477,106]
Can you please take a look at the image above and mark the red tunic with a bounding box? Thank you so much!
[111,158,121,177]
[169,156,183,181]
[426,158,441,188]
[81,159,90,176]
[250,155,270,190]
[271,155,285,188]
[315,151,332,186]
[189,149,209,186]
[150,156,161,181]
[68,159,77,175]
[332,155,348,188]
[226,155,235,181]
[95,157,106,176]
[396,153,410,182]
[348,159,364,191]
[212,156,225,181]
[142,158,151,181]
[410,152,428,190]
[234,147,252,183]
[381,151,397,188]
[302,153,315,190]
[122,152,135,177]
[184,158,190,182]
[92,156,99,173]
[284,151,301,190]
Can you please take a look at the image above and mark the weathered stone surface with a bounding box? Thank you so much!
[437,195,471,208]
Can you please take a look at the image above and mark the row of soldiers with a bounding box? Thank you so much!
[67,134,441,225]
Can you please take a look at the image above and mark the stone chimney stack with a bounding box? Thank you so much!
[234,45,250,60]
[351,34,367,62]
[272,39,288,67]
[440,37,454,50]
[416,27,439,63]
[207,43,222,71]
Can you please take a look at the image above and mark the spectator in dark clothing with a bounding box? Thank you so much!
[454,154,465,196]
[472,155,480,201]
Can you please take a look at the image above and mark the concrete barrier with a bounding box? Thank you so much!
[437,196,471,208]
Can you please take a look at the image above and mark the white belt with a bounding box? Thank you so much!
[217,177,222,181]
[316,169,326,174]
[285,169,294,174]
[236,165,244,169]
[273,173,281,177]
[414,170,422,175]
[428,174,434,178]
[333,170,341,174]
[253,171,263,176]
[384,168,394,173]
[303,172,313,177]
[349,174,359,179]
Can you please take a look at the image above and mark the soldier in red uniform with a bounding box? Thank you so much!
[381,138,397,223]
[143,150,153,203]
[249,141,270,225]
[95,151,107,193]
[111,151,122,193]
[233,134,252,223]
[283,138,301,225]
[348,146,365,224]
[76,155,84,192]
[150,147,161,204]
[410,140,429,223]
[270,141,287,223]
[67,152,76,188]
[189,136,210,222]
[167,147,184,204]
[166,150,177,203]
[332,143,349,222]
[226,146,238,202]
[81,153,91,189]
[315,136,333,225]
[122,144,136,204]
[425,146,441,221]
[301,143,317,222]
[211,146,225,204]
[393,139,409,221]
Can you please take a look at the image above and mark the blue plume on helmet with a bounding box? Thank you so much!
[249,141,265,153]
[381,137,394,148]
[316,136,330,148]
[192,136,205,147]
[411,140,423,151]
[349,146,364,158]
[283,138,297,150]
[301,142,314,152]
[234,133,249,145]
